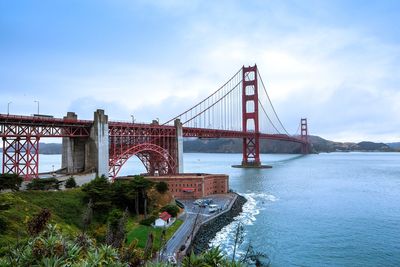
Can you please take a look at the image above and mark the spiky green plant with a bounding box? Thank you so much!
[203,246,225,266]
[181,251,208,267]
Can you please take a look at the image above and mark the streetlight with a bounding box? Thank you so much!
[7,101,12,115]
[34,100,39,115]
[131,115,135,123]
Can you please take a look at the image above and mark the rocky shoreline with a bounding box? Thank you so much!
[190,194,247,254]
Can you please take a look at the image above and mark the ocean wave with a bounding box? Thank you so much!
[208,192,278,257]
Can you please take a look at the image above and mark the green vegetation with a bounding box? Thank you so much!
[160,204,180,217]
[127,219,183,251]
[140,215,157,226]
[0,224,128,266]
[0,175,180,261]
[0,175,266,266]
[26,178,60,190]
[155,181,169,193]
[0,173,23,191]
[65,176,77,188]
[0,189,85,254]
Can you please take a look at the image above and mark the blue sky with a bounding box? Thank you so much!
[1,0,400,142]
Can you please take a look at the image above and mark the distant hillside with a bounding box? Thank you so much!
[184,136,398,153]
[387,142,400,149]
[0,137,397,155]
[0,143,62,154]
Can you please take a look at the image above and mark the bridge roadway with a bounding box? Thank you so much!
[0,114,306,144]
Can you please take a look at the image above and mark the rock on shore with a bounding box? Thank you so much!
[190,194,247,254]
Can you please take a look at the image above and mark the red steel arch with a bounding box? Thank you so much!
[109,143,177,179]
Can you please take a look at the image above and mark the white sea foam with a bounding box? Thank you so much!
[208,192,278,257]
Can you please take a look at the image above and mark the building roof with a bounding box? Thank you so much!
[159,211,172,221]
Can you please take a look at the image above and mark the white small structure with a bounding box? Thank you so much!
[154,211,175,228]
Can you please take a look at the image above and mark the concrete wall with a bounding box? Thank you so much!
[62,110,109,177]
[86,109,109,177]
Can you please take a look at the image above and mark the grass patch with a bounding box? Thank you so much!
[15,189,86,227]
[0,189,85,255]
[127,219,183,251]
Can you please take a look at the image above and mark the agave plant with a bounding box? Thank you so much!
[40,256,65,267]
[181,251,208,267]
[0,223,128,266]
[202,246,225,267]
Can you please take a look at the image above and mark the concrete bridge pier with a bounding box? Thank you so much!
[174,119,184,173]
[62,109,109,177]
[62,112,86,173]
[86,109,109,177]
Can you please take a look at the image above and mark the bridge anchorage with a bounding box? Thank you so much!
[0,64,310,181]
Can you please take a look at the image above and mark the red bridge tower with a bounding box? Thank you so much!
[241,65,261,167]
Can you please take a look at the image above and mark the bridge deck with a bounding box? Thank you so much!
[0,114,305,144]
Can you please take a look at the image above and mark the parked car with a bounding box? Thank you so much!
[168,255,177,265]
[194,199,202,205]
[208,204,220,213]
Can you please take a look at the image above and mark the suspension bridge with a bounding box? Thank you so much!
[0,64,310,180]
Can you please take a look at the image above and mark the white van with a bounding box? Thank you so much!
[208,204,220,213]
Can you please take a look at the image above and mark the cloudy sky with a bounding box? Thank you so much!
[1,0,399,142]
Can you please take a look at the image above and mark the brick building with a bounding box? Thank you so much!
[145,173,229,199]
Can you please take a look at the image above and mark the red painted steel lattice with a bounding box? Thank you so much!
[0,65,311,180]
[2,136,39,180]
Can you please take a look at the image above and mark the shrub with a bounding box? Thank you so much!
[27,208,52,236]
[160,204,180,217]
[155,181,169,193]
[65,176,77,188]
[0,224,127,266]
[139,215,157,226]
[0,173,23,191]
[107,209,123,230]
[26,178,60,190]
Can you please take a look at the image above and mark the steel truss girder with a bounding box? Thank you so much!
[2,136,40,180]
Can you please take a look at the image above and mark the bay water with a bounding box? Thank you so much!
[2,152,400,266]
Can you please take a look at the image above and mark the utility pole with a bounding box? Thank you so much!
[34,100,40,115]
[7,101,12,115]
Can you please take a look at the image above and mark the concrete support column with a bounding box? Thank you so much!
[86,109,109,177]
[62,112,87,174]
[174,119,184,173]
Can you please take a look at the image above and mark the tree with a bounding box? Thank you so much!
[65,176,77,188]
[160,204,180,217]
[26,178,60,190]
[131,176,153,218]
[81,175,112,212]
[155,181,168,193]
[0,173,23,191]
[111,179,138,213]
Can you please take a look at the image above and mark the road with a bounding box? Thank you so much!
[161,194,235,261]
